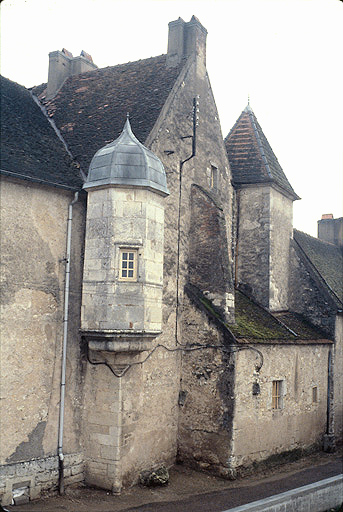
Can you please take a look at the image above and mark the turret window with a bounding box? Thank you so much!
[119,249,138,281]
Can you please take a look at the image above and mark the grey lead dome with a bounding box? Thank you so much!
[84,118,169,196]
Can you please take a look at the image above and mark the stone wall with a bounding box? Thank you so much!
[236,185,293,311]
[177,294,235,477]
[269,187,293,311]
[232,343,331,472]
[0,453,83,506]
[236,186,270,308]
[189,184,234,322]
[334,314,343,439]
[0,178,86,504]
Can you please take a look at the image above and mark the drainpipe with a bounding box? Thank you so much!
[58,191,79,494]
[323,347,336,453]
[175,96,199,345]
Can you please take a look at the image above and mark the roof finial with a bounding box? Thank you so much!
[127,112,130,119]
[248,94,250,106]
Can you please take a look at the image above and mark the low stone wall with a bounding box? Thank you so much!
[222,474,343,512]
[0,452,84,506]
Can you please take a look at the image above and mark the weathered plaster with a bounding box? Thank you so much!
[0,178,85,497]
[232,343,330,470]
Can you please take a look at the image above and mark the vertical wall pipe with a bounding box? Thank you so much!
[58,191,79,494]
[175,96,198,346]
[324,347,336,452]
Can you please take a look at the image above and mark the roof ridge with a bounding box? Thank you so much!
[245,107,273,180]
[32,54,171,99]
[293,228,341,249]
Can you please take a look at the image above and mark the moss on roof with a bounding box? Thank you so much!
[230,291,293,340]
[186,284,331,343]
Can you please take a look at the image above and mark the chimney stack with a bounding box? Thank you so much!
[46,49,97,100]
[167,16,207,69]
[318,215,343,247]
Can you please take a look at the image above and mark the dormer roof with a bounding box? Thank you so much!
[224,105,299,200]
[84,118,169,196]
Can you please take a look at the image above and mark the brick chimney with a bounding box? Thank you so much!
[46,48,97,100]
[167,16,207,69]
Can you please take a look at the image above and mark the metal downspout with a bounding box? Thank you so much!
[58,191,79,494]
[175,96,199,346]
[324,347,336,452]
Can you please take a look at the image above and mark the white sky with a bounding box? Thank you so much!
[1,0,342,236]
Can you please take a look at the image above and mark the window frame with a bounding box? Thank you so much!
[272,380,284,410]
[118,248,138,282]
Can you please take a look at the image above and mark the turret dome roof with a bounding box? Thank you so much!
[84,118,169,195]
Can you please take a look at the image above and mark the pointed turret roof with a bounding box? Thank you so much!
[224,105,299,200]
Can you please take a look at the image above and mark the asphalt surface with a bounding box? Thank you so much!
[122,459,343,512]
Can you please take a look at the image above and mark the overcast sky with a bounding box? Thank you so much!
[1,0,342,236]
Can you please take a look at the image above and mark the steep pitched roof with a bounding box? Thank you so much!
[293,229,343,309]
[186,284,331,343]
[1,76,83,190]
[224,105,299,200]
[34,55,184,173]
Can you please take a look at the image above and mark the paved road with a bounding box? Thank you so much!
[122,459,343,512]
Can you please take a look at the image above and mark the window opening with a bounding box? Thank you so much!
[312,386,318,403]
[210,165,218,190]
[119,249,138,281]
[272,380,283,409]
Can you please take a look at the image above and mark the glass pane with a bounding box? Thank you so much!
[128,270,133,277]
[129,261,133,268]
[122,270,127,277]
[129,253,134,260]
[122,252,128,260]
[122,261,127,268]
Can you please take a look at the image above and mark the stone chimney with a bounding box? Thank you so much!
[318,214,343,247]
[46,48,97,100]
[167,16,207,69]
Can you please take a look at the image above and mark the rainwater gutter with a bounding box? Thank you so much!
[58,191,79,494]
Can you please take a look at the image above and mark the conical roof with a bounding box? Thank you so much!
[224,105,299,200]
[84,118,169,195]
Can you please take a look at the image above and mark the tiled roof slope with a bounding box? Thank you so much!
[294,229,343,308]
[1,76,82,190]
[34,55,184,173]
[230,290,329,342]
[224,106,299,200]
[186,284,331,342]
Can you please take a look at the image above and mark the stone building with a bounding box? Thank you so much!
[0,16,341,506]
